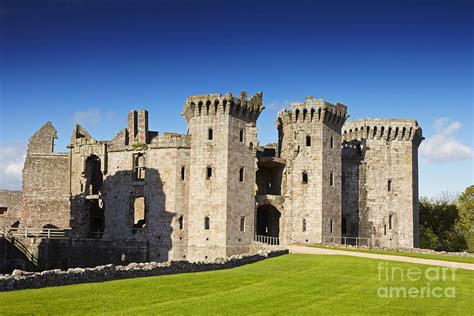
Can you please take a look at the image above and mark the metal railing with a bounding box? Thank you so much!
[255,234,280,245]
[322,236,381,247]
[89,230,104,239]
[2,227,70,239]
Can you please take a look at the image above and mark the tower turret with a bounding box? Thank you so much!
[183,91,263,261]
[276,97,349,244]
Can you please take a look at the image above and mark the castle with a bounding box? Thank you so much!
[0,91,423,266]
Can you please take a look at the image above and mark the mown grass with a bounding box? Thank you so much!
[0,254,472,315]
[312,245,474,264]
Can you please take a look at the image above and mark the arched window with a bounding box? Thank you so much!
[204,216,210,230]
[208,128,213,140]
[302,171,308,184]
[239,167,245,182]
[302,218,307,232]
[306,135,311,146]
[134,154,145,181]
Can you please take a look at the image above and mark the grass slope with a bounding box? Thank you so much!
[312,246,474,264]
[0,254,472,315]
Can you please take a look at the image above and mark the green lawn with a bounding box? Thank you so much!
[0,254,472,315]
[312,246,474,264]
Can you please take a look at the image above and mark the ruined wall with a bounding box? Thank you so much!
[0,190,22,228]
[342,119,423,248]
[69,125,191,262]
[278,97,348,245]
[21,122,70,228]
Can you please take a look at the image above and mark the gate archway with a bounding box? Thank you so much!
[256,204,281,238]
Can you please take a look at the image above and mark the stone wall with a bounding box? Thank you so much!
[0,190,22,228]
[277,97,348,245]
[342,119,423,248]
[0,249,289,291]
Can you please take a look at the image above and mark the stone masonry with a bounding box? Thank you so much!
[0,91,423,270]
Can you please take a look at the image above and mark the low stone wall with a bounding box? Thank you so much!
[0,249,288,291]
[317,243,474,258]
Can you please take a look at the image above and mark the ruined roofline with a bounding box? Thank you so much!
[276,96,349,128]
[181,91,264,124]
[342,118,423,144]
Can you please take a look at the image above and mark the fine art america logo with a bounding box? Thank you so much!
[377,263,456,298]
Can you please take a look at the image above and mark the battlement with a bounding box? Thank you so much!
[276,96,349,128]
[150,132,191,148]
[342,118,423,144]
[182,91,264,124]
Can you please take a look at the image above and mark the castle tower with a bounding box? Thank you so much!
[276,97,349,244]
[342,119,423,248]
[182,91,263,261]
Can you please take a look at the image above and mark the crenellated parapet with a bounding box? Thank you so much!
[275,96,349,129]
[342,118,423,146]
[181,91,264,124]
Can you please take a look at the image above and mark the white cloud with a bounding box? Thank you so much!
[73,109,102,126]
[0,143,26,190]
[73,109,117,127]
[420,117,474,163]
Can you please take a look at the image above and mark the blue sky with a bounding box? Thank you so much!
[0,0,473,197]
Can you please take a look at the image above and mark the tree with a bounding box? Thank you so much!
[457,185,474,252]
[419,197,467,252]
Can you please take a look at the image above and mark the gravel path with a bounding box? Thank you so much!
[289,246,474,271]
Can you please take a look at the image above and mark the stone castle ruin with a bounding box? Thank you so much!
[0,91,423,271]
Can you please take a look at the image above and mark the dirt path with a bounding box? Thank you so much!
[289,246,474,271]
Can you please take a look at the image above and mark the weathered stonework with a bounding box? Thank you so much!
[0,91,423,271]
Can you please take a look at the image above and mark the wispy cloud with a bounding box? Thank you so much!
[266,100,293,111]
[0,143,26,190]
[73,109,116,126]
[420,117,474,163]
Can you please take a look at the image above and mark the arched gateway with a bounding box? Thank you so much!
[256,204,281,244]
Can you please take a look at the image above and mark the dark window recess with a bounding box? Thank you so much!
[239,167,244,182]
[342,217,347,234]
[178,215,184,230]
[384,224,387,235]
[302,172,308,184]
[206,167,212,180]
[240,216,245,232]
[388,179,392,192]
[239,129,244,142]
[0,207,7,215]
[181,166,185,180]
[204,216,210,230]
[302,218,307,232]
[306,135,311,146]
[208,128,213,140]
[389,214,392,229]
[330,137,334,148]
[330,172,334,186]
[330,219,333,234]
